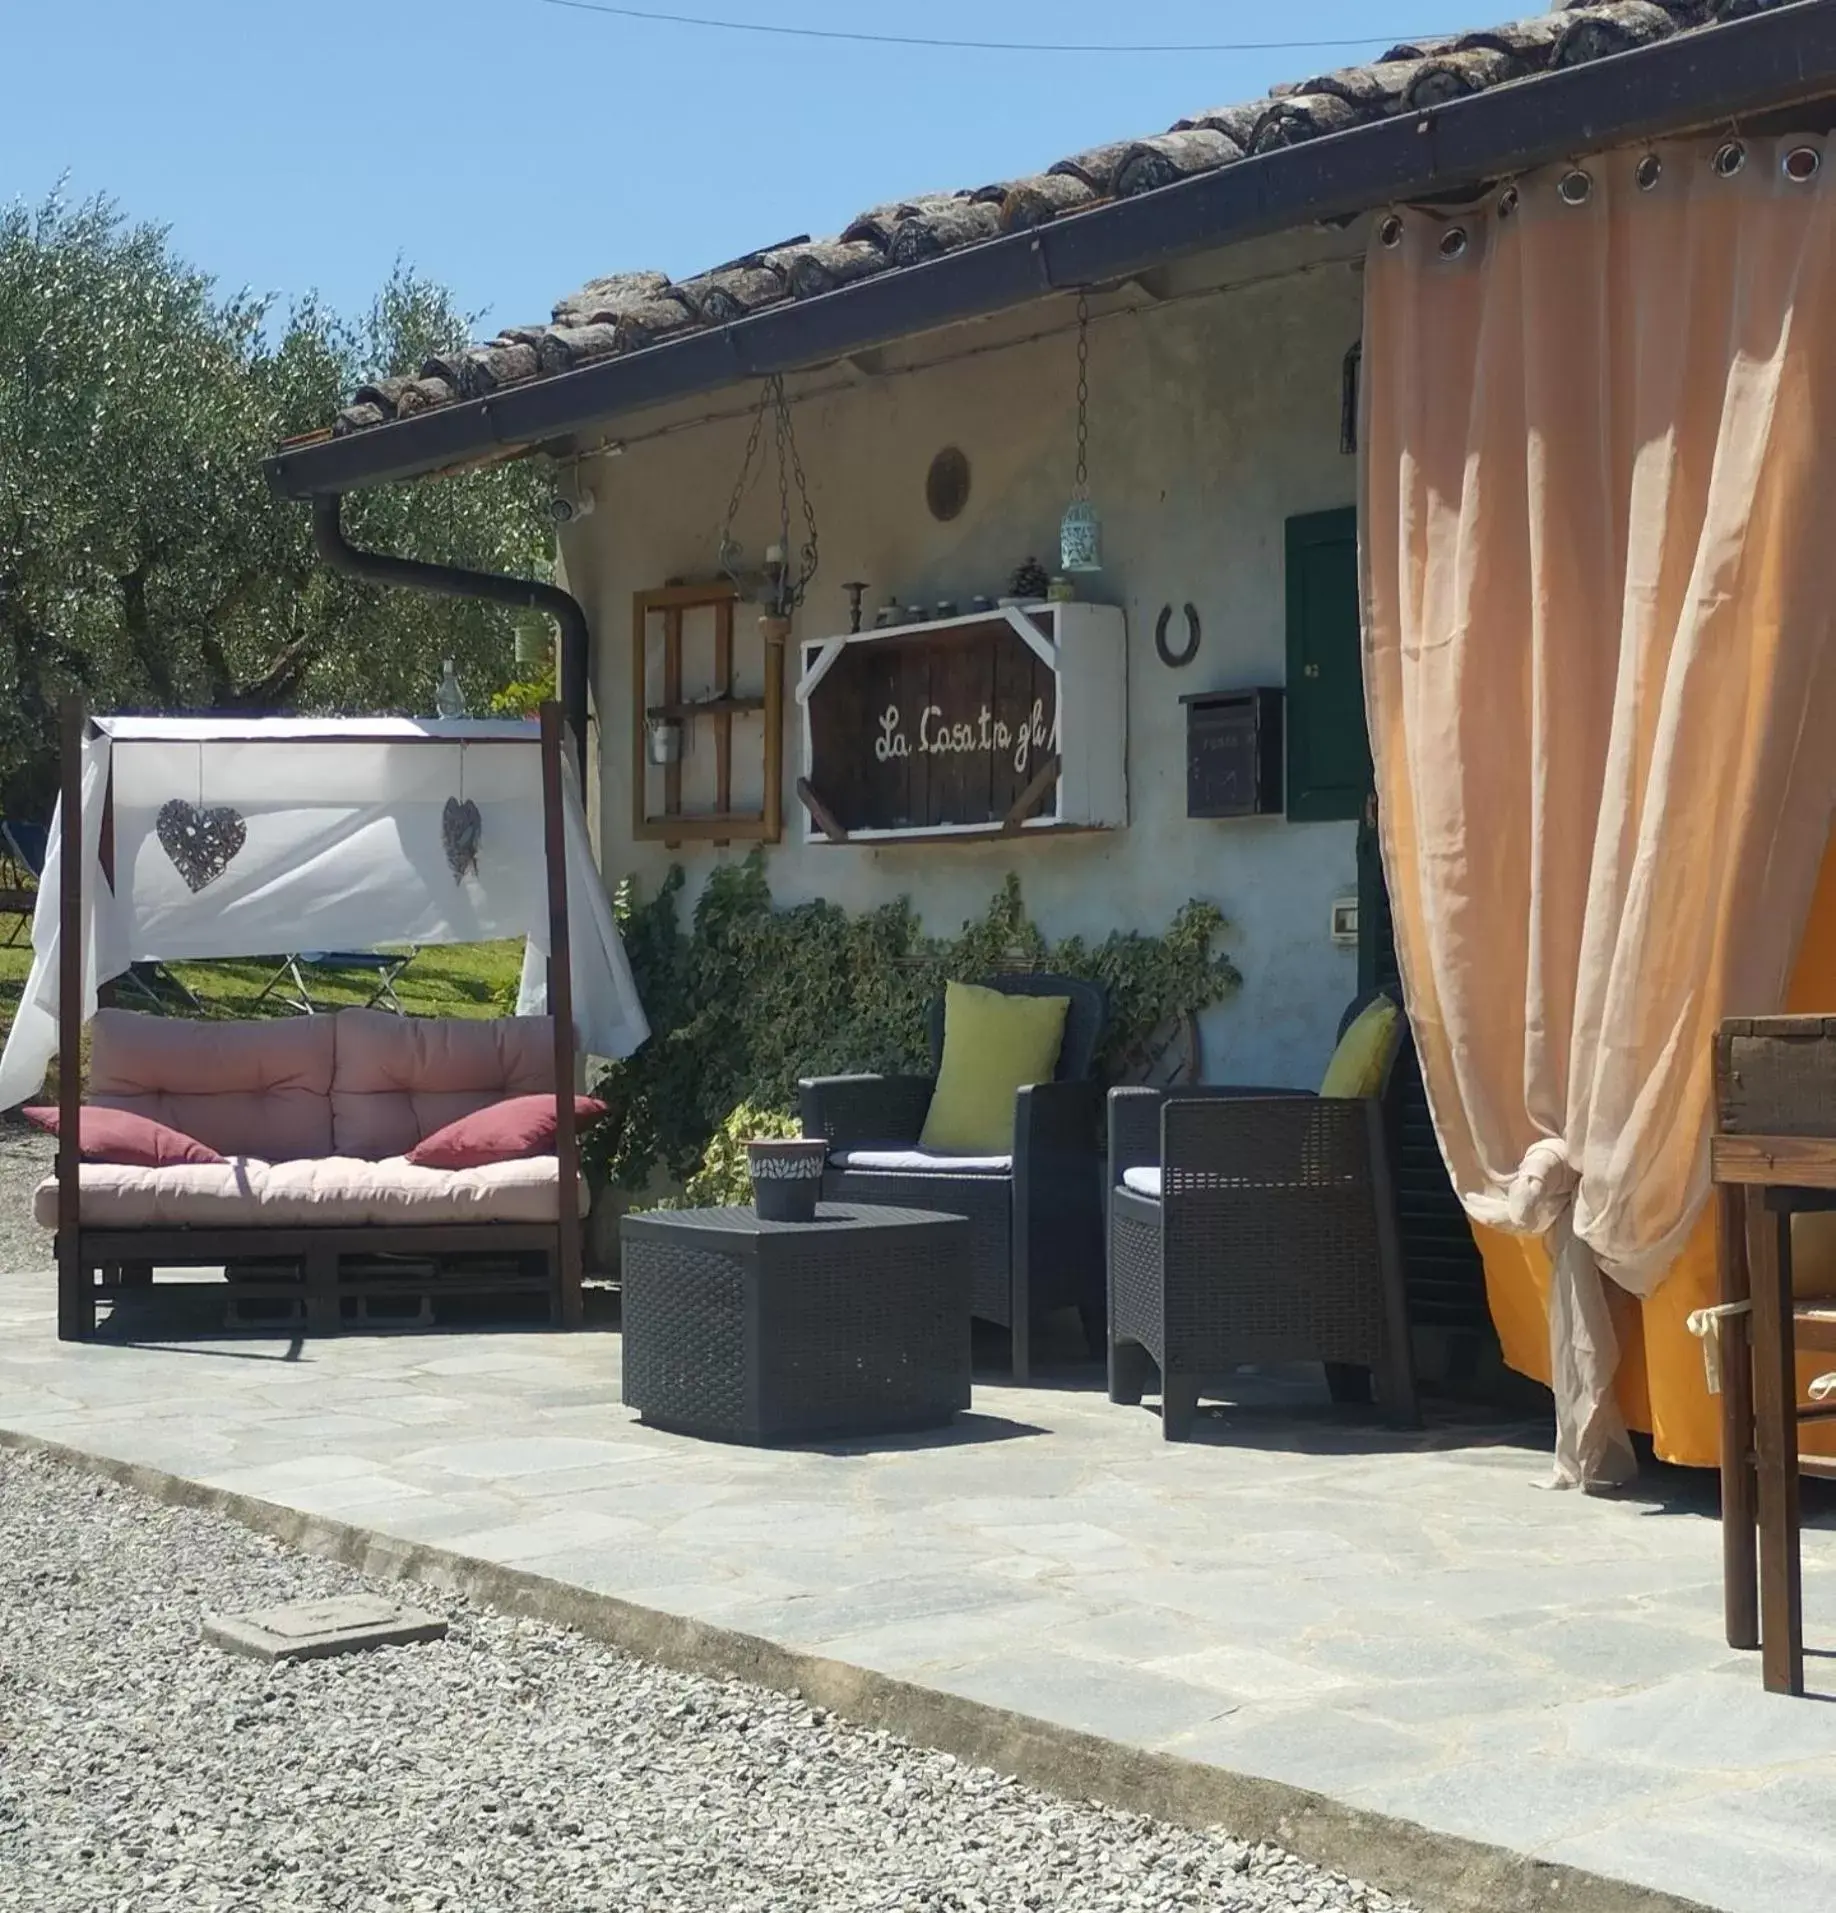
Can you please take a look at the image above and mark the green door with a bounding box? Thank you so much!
[1285,506,1371,822]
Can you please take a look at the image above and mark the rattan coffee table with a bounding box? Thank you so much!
[619,1203,972,1443]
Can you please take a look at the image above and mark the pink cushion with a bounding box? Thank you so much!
[87,1011,334,1161]
[32,1156,586,1229]
[330,1010,557,1159]
[22,1105,224,1167]
[407,1094,607,1169]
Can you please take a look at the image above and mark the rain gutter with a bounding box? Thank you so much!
[311,493,589,772]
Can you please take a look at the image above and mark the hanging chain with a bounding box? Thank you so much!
[717,381,771,582]
[718,373,819,615]
[779,385,820,607]
[1074,293,1090,499]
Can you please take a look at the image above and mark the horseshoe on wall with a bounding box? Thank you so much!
[1154,602,1201,668]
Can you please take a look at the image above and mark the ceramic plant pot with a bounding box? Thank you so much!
[746,1136,829,1222]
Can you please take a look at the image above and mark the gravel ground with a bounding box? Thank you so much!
[0,1119,53,1273]
[0,1448,1419,1913]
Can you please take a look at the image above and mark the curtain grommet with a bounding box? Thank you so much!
[1713,139,1747,179]
[1378,213,1404,248]
[1784,145,1822,184]
[1497,185,1519,218]
[1438,226,1469,260]
[1635,153,1663,191]
[1558,168,1593,206]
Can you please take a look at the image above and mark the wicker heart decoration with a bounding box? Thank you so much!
[442,797,482,882]
[156,799,246,893]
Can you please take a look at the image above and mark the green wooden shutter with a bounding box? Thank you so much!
[1285,506,1371,822]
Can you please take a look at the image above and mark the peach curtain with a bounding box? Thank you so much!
[1362,136,1836,1488]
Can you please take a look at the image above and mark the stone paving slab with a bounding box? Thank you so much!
[202,1591,449,1661]
[3,1266,1835,1913]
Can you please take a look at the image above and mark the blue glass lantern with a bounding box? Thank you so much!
[1060,496,1102,573]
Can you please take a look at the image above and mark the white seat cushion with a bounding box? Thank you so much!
[831,1146,1013,1175]
[1120,1166,1163,1200]
[34,1155,587,1229]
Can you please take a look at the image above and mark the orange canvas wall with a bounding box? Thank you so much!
[1475,834,1836,1468]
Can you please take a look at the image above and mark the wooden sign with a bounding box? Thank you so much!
[803,615,1061,835]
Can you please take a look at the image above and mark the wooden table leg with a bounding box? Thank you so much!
[1719,1184,1759,1651]
[1749,1195,1804,1696]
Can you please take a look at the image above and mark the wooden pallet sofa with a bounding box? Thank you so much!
[39,1006,588,1335]
[1,699,654,1340]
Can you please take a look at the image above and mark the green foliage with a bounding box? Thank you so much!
[584,856,1241,1192]
[0,189,551,816]
[676,1102,802,1210]
[486,655,557,718]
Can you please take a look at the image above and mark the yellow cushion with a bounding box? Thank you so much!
[920,982,1071,1154]
[1319,994,1400,1099]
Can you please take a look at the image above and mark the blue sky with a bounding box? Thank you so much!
[6,0,1479,333]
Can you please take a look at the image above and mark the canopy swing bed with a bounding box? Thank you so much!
[0,699,648,1340]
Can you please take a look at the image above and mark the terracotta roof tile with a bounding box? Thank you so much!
[330,0,1793,437]
[549,270,673,329]
[674,261,791,323]
[1249,91,1373,151]
[998,173,1102,232]
[1400,47,1521,107]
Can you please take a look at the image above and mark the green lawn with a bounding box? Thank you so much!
[160,943,524,1021]
[0,917,525,1043]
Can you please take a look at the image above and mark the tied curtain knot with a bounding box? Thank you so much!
[1485,1136,1577,1236]
[1472,1140,1636,1492]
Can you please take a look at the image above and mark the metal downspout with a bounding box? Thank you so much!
[311,492,590,773]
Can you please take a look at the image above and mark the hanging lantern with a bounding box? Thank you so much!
[1059,293,1102,574]
[513,612,552,669]
[645,715,684,765]
[719,375,821,619]
[1060,498,1101,574]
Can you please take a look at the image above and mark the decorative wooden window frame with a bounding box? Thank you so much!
[631,583,782,846]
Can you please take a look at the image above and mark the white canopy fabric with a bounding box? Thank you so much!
[0,717,649,1109]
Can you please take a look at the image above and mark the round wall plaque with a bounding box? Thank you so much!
[925,446,971,523]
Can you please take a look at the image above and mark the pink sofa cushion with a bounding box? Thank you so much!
[88,1010,335,1161]
[329,1009,557,1159]
[22,1104,224,1166]
[407,1094,607,1169]
[33,1156,585,1229]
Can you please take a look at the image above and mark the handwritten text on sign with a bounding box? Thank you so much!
[802,613,1061,832]
[875,699,1057,776]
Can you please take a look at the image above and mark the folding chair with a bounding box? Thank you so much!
[3,817,203,1007]
[116,962,206,1015]
[0,820,47,946]
[252,949,416,1016]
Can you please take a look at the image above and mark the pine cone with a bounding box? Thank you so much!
[1010,556,1050,599]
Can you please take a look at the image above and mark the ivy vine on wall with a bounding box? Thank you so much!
[585,853,1241,1193]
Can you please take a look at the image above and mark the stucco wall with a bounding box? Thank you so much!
[565,248,1367,1089]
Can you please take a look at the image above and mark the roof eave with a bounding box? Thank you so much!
[265,1,1836,501]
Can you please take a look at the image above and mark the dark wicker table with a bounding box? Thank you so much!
[619,1203,971,1443]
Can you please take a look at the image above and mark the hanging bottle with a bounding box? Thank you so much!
[435,659,469,719]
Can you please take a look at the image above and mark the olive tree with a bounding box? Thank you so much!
[0,191,550,816]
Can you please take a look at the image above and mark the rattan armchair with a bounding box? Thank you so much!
[799,974,1106,1382]
[1106,997,1418,1438]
